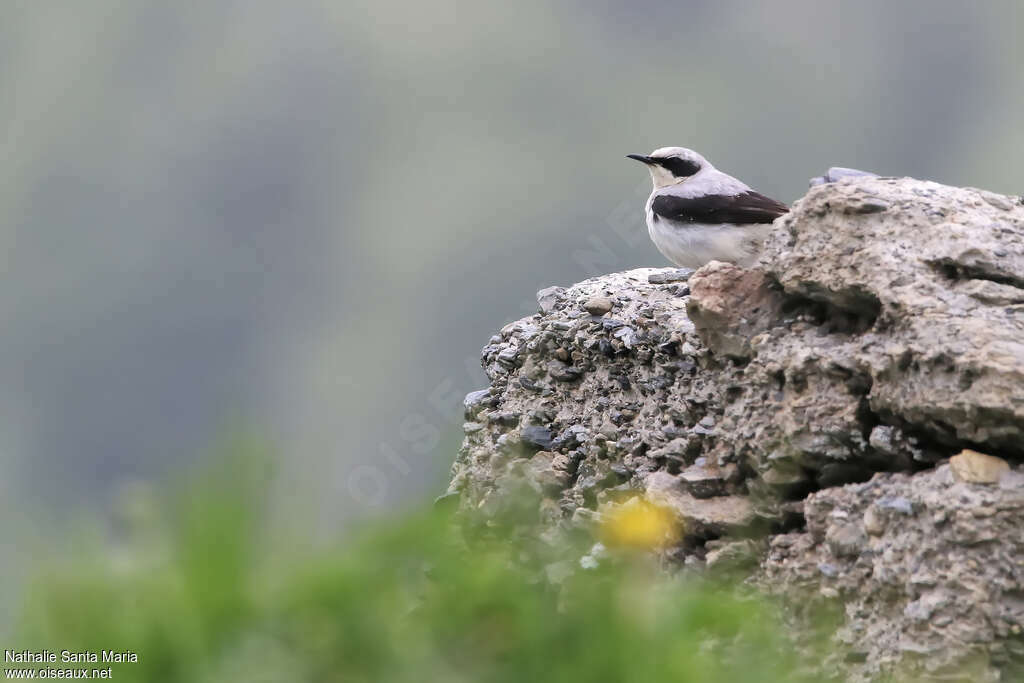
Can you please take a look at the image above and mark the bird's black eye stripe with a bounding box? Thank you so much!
[655,156,701,178]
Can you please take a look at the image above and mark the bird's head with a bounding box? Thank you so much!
[627,147,711,189]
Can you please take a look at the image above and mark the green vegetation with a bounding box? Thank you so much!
[13,442,811,682]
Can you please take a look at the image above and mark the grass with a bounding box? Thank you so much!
[10,440,813,682]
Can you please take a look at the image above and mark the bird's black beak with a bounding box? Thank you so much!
[627,154,654,165]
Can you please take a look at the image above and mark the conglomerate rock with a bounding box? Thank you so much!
[762,464,1024,682]
[446,176,1024,680]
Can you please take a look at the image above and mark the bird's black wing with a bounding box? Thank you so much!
[651,191,788,225]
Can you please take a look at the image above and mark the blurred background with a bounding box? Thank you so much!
[2,0,1023,618]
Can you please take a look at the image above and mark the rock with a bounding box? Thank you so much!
[760,463,811,495]
[825,521,866,558]
[763,178,1024,457]
[686,263,784,361]
[808,167,880,187]
[546,359,582,382]
[496,347,520,368]
[949,449,1010,484]
[644,471,755,535]
[678,461,731,498]
[448,177,1024,681]
[537,286,566,314]
[847,197,889,214]
[524,452,568,495]
[705,539,761,572]
[582,296,613,316]
[463,389,494,419]
[648,268,694,284]
[762,465,1024,682]
[520,425,554,451]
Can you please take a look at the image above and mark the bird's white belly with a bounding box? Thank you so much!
[646,213,769,269]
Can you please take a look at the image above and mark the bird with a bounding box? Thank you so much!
[627,147,789,269]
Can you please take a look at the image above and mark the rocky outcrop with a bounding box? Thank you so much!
[446,176,1024,680]
[763,462,1024,681]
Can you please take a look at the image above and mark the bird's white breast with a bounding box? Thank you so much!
[645,206,771,269]
[641,167,773,268]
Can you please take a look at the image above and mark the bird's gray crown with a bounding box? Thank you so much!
[628,146,713,189]
[647,147,709,177]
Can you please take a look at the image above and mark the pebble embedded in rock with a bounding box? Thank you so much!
[949,449,1010,484]
[849,198,890,214]
[977,190,1013,211]
[537,286,566,314]
[876,496,914,514]
[826,521,866,558]
[679,462,727,498]
[496,347,520,367]
[648,268,694,284]
[808,166,880,187]
[704,539,759,572]
[521,425,554,451]
[547,359,582,382]
[582,296,613,316]
[463,389,493,418]
[863,507,884,536]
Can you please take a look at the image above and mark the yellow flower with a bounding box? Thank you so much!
[599,497,682,550]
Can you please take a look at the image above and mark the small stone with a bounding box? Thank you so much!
[583,296,613,316]
[525,453,568,494]
[496,347,520,367]
[488,411,520,427]
[876,496,914,514]
[607,463,628,479]
[518,376,542,392]
[826,521,866,559]
[849,198,890,214]
[463,389,493,418]
[978,190,1014,211]
[613,326,636,348]
[679,462,727,499]
[648,268,694,285]
[547,359,582,382]
[521,425,554,451]
[705,539,759,572]
[827,167,879,182]
[950,449,1010,484]
[761,464,809,492]
[809,167,879,186]
[863,507,884,536]
[868,425,895,454]
[537,286,566,314]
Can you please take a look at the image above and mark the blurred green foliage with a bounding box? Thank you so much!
[13,441,812,682]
